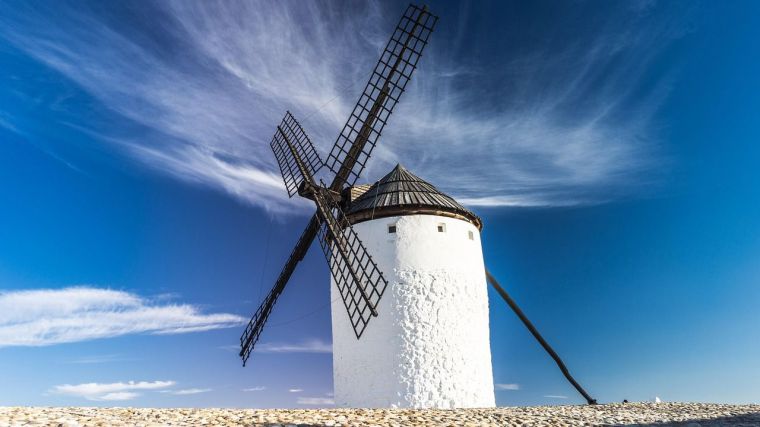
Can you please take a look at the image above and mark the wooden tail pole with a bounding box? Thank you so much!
[485,269,597,405]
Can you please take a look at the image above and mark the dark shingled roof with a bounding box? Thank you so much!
[344,164,482,229]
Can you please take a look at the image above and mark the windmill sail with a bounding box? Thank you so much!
[326,4,438,189]
[271,111,324,197]
[239,216,320,365]
[313,189,388,339]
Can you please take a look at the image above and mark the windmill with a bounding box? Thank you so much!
[240,3,597,408]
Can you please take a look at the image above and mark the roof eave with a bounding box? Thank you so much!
[345,205,483,231]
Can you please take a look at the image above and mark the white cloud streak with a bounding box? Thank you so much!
[170,388,212,395]
[297,397,335,405]
[52,380,174,401]
[256,339,332,354]
[0,113,21,134]
[0,287,245,347]
[243,386,266,392]
[495,383,520,391]
[288,388,303,393]
[0,1,685,211]
[544,395,569,399]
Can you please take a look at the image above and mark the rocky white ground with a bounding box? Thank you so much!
[1,403,759,426]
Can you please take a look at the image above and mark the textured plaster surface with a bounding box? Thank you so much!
[331,214,495,408]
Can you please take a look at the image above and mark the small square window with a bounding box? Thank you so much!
[437,223,446,233]
[468,230,474,240]
[388,224,397,234]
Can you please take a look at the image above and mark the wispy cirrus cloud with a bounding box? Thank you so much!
[297,396,334,406]
[0,287,245,347]
[0,113,20,134]
[243,386,266,392]
[544,394,569,399]
[0,1,688,211]
[52,380,174,401]
[495,383,520,391]
[256,339,332,354]
[220,339,331,354]
[161,388,212,395]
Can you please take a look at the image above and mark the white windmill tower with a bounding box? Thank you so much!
[239,3,597,409]
[331,164,494,408]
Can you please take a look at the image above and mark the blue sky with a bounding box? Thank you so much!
[1,0,759,408]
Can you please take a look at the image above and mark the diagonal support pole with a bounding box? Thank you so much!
[485,269,597,405]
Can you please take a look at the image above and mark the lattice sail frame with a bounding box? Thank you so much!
[326,4,438,187]
[271,111,324,197]
[314,188,388,339]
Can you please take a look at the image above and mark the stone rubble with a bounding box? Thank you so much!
[0,403,759,426]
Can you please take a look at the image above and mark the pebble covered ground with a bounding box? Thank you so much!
[1,403,759,426]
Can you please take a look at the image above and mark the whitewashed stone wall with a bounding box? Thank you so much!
[331,214,495,408]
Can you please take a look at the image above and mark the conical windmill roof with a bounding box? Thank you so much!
[344,164,482,230]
